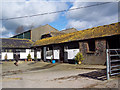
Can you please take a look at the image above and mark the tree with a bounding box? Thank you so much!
[29,23,34,30]
[15,26,24,34]
[4,54,7,60]
[27,53,31,59]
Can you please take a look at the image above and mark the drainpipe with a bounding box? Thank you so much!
[43,47,46,62]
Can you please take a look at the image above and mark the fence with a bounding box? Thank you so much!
[106,49,120,80]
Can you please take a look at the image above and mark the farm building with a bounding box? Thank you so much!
[11,24,78,41]
[11,24,59,41]
[1,22,120,65]
[0,38,38,61]
[33,22,120,65]
[60,28,78,33]
[1,25,78,61]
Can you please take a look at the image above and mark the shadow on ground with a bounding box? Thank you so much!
[2,63,59,76]
[53,69,107,81]
[78,69,107,81]
[28,63,59,71]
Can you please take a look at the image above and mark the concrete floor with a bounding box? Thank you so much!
[1,61,119,88]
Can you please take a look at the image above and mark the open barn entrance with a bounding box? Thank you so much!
[106,35,120,79]
[107,35,120,49]
[60,45,64,63]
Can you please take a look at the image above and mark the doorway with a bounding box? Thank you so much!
[107,35,120,49]
[60,45,64,62]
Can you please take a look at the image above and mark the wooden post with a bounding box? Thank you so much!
[43,47,46,62]
[34,48,37,61]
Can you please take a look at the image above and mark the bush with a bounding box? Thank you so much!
[4,54,7,60]
[27,53,31,59]
[75,52,84,64]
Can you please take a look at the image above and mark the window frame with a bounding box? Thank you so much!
[87,39,96,53]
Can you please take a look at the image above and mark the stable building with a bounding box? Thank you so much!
[1,22,120,65]
[0,38,37,60]
[11,24,59,41]
[1,25,78,61]
[33,22,120,65]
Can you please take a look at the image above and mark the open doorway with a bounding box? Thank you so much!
[107,35,120,49]
[59,45,64,62]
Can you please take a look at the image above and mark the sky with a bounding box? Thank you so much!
[0,0,119,38]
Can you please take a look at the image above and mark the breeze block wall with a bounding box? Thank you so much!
[79,39,106,65]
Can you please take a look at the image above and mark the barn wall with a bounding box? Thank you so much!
[65,49,79,59]
[79,39,106,65]
[20,49,34,59]
[53,50,60,59]
[1,52,13,60]
[1,49,36,60]
[32,25,58,41]
[37,51,41,59]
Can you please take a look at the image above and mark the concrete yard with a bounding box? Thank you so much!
[0,61,119,88]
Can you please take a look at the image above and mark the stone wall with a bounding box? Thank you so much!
[79,39,106,65]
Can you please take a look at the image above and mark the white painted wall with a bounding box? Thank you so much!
[1,49,35,60]
[46,51,52,59]
[53,50,60,59]
[1,48,79,60]
[37,51,41,59]
[20,52,27,59]
[29,52,34,59]
[1,52,13,60]
[46,56,52,59]
[20,49,34,59]
[65,49,79,59]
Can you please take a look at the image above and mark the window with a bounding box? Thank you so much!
[41,34,52,39]
[46,46,53,51]
[31,49,34,52]
[7,49,13,52]
[46,50,52,56]
[4,49,7,52]
[15,49,21,53]
[88,40,95,51]
[21,49,26,52]
[15,49,26,52]
[1,49,13,52]
[24,31,31,39]
[1,49,5,52]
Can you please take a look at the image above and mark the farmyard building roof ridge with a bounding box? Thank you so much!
[1,38,34,48]
[33,22,120,47]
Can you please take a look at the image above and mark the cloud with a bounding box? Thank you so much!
[66,20,91,30]
[66,2,118,30]
[0,26,7,34]
[0,26,14,38]
[1,1,68,37]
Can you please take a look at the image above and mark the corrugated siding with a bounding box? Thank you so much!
[24,31,31,39]
[17,34,23,39]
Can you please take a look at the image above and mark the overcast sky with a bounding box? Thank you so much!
[0,0,119,38]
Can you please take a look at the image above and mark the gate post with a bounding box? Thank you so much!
[106,49,110,80]
[43,47,46,62]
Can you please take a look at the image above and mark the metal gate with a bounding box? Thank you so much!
[106,49,120,80]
